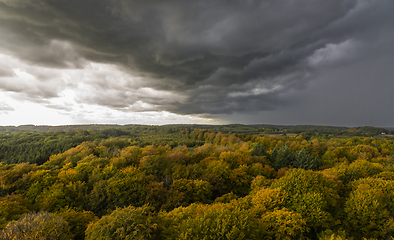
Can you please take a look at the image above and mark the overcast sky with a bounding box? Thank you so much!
[0,0,393,126]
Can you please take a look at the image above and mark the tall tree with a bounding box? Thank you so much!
[273,145,294,169]
[293,149,318,170]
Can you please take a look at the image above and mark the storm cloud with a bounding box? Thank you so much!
[0,0,393,125]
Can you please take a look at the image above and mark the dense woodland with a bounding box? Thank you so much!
[1,124,394,239]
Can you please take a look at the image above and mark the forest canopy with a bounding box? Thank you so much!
[1,124,394,239]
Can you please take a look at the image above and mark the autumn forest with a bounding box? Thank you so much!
[1,124,394,239]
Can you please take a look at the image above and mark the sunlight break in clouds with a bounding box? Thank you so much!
[0,53,215,126]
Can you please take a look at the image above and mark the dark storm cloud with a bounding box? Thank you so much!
[0,0,393,120]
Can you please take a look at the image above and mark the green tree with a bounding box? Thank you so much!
[350,144,379,161]
[175,203,259,240]
[272,145,294,169]
[293,148,318,170]
[248,163,275,179]
[270,169,341,236]
[317,230,347,240]
[203,160,232,198]
[344,186,394,239]
[87,180,109,216]
[350,177,394,214]
[106,166,149,210]
[85,205,159,240]
[322,160,383,184]
[163,179,212,210]
[35,181,88,212]
[160,203,206,239]
[251,187,286,216]
[0,195,30,229]
[251,143,267,157]
[259,208,307,240]
[0,211,72,240]
[250,175,271,193]
[144,181,168,211]
[0,163,38,195]
[58,208,97,240]
[139,155,168,179]
[229,166,252,196]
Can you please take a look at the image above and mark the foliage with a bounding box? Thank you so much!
[259,208,307,240]
[251,143,267,157]
[317,230,347,240]
[293,148,318,170]
[166,203,259,240]
[85,205,159,240]
[272,145,295,169]
[105,166,149,210]
[270,169,341,234]
[344,186,394,239]
[251,188,286,215]
[164,179,212,210]
[58,208,97,240]
[0,211,72,240]
[323,160,383,184]
[0,125,394,239]
[0,194,30,229]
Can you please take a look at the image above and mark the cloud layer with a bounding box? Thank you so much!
[0,0,393,125]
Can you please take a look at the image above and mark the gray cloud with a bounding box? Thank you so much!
[0,67,14,77]
[0,102,14,112]
[224,49,394,127]
[0,70,64,100]
[0,0,393,125]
